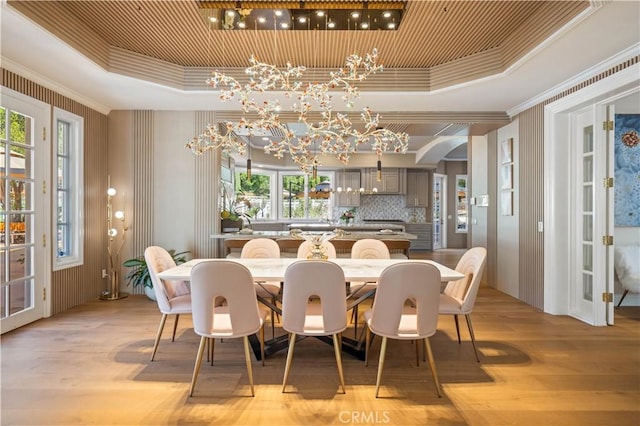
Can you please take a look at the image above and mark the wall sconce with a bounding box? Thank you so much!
[100,178,129,301]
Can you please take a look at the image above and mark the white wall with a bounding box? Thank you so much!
[496,119,520,298]
[152,111,198,253]
[470,135,488,249]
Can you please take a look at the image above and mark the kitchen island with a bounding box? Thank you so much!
[211,229,416,258]
[210,230,416,241]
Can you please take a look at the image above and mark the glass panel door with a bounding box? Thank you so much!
[432,174,446,249]
[1,90,48,334]
[570,106,611,325]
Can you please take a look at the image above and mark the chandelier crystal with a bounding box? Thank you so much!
[186,48,409,172]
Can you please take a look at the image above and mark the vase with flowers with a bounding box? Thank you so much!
[220,186,253,232]
[340,208,356,226]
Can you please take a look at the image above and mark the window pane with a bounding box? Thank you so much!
[0,107,6,140]
[308,174,331,219]
[583,155,593,182]
[9,247,29,281]
[9,111,28,145]
[10,143,31,178]
[583,185,592,213]
[583,214,593,242]
[7,279,33,316]
[582,273,593,302]
[235,172,272,220]
[282,174,306,219]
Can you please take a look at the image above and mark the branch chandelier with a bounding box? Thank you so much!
[186,48,409,173]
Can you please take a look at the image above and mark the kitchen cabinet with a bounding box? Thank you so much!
[406,170,429,207]
[363,168,406,194]
[404,223,432,250]
[335,171,361,207]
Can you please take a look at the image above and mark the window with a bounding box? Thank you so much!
[234,168,333,221]
[234,168,275,220]
[53,108,83,270]
[280,172,332,220]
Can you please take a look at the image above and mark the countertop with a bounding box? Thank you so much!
[287,222,406,231]
[211,230,417,240]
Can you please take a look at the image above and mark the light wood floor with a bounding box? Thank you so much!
[2,251,639,425]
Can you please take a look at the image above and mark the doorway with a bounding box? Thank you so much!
[544,66,638,326]
[0,89,50,334]
[432,173,447,249]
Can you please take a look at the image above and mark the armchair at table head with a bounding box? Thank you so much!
[351,239,391,259]
[439,246,487,362]
[364,262,443,398]
[241,238,282,339]
[188,260,269,397]
[349,239,391,336]
[241,238,281,258]
[144,246,192,361]
[281,260,348,394]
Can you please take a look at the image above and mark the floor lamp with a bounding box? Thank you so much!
[100,180,128,300]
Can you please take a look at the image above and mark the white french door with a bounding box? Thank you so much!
[432,173,446,249]
[0,89,50,333]
[569,106,614,326]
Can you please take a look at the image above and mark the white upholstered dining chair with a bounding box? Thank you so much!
[349,239,391,335]
[144,246,192,361]
[364,262,443,398]
[438,247,487,362]
[188,260,269,397]
[241,238,282,338]
[281,260,348,394]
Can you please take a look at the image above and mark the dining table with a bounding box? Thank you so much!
[158,258,464,360]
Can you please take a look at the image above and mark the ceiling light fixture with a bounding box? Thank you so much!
[186,49,409,173]
[198,1,405,31]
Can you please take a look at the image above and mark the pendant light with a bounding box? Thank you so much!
[246,143,252,181]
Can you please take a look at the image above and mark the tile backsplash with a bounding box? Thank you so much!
[334,195,427,223]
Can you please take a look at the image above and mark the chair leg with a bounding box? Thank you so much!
[424,338,442,398]
[353,306,359,339]
[189,336,207,397]
[365,326,371,367]
[282,333,297,392]
[375,337,388,398]
[415,339,420,366]
[210,337,215,366]
[270,309,276,340]
[465,314,480,362]
[171,314,180,342]
[243,336,255,397]
[260,325,265,366]
[453,314,461,344]
[616,289,629,308]
[271,296,280,339]
[151,314,168,361]
[333,334,346,394]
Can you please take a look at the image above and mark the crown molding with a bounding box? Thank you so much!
[1,57,111,115]
[507,43,640,118]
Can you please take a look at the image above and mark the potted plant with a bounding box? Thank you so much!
[221,188,252,231]
[123,249,189,300]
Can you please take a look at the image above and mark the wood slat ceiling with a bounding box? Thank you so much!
[11,0,588,70]
[7,0,590,154]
